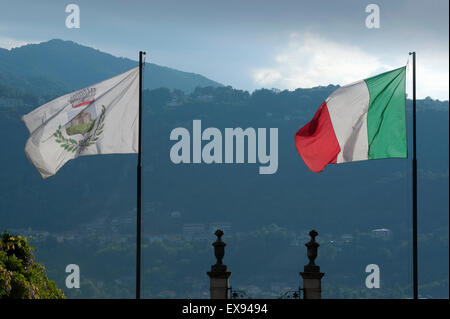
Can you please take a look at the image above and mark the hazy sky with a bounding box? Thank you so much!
[0,0,448,99]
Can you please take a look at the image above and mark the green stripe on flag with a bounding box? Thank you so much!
[365,66,407,160]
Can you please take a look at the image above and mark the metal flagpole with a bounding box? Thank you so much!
[409,51,418,299]
[137,50,146,299]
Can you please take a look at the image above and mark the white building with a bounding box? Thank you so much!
[371,228,392,240]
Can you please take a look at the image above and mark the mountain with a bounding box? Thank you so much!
[0,39,223,97]
[0,42,448,298]
[0,85,448,298]
[0,85,447,232]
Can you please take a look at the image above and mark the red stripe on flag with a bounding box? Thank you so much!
[72,100,94,108]
[294,101,340,172]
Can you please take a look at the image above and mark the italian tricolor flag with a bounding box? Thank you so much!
[295,66,407,172]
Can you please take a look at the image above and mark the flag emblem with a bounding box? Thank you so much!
[53,105,106,153]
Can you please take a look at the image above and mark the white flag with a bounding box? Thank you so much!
[22,67,139,179]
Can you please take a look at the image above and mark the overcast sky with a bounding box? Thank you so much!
[0,0,448,99]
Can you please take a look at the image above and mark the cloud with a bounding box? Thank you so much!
[409,50,449,101]
[252,33,449,100]
[253,33,390,88]
[0,36,39,50]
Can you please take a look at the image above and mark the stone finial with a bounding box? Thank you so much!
[207,229,231,299]
[213,229,226,265]
[300,229,325,299]
[305,229,320,272]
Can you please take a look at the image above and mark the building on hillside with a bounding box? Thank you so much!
[371,228,392,240]
[182,223,206,241]
[341,234,354,243]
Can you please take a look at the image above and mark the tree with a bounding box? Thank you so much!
[0,231,65,299]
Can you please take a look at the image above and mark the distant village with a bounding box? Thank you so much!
[9,205,392,247]
[7,206,394,298]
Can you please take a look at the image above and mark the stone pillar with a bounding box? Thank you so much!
[300,230,325,299]
[207,229,231,299]
[300,271,324,299]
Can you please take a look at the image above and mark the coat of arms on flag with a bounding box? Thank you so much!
[22,67,140,179]
[53,104,106,154]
